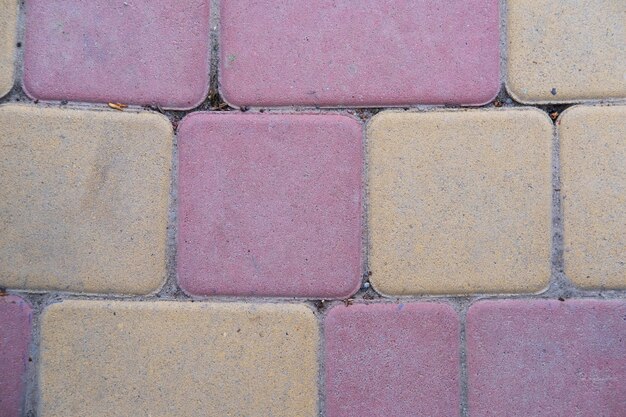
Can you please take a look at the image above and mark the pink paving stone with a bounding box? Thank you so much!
[324,303,461,417]
[177,113,362,298]
[0,296,32,417]
[220,0,500,107]
[23,0,211,110]
[467,299,626,417]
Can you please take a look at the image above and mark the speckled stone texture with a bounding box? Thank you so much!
[560,105,626,289]
[0,105,172,294]
[220,0,500,107]
[0,0,18,98]
[39,301,319,417]
[23,0,211,109]
[367,109,553,295]
[507,0,626,103]
[324,303,460,417]
[467,299,626,417]
[0,296,32,417]
[177,113,362,298]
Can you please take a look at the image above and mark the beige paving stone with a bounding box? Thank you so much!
[0,105,172,294]
[0,0,18,97]
[507,0,626,103]
[560,105,626,289]
[368,109,553,296]
[39,301,319,417]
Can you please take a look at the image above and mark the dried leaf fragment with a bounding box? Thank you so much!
[108,103,128,111]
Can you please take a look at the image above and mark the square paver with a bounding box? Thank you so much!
[177,113,362,298]
[23,0,211,109]
[560,105,626,289]
[220,0,500,107]
[0,105,172,294]
[0,295,32,417]
[467,299,626,417]
[39,301,318,417]
[367,109,553,295]
[507,0,626,103]
[0,0,18,98]
[324,303,460,417]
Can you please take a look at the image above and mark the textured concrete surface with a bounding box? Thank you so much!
[324,303,460,417]
[367,109,553,295]
[220,0,500,107]
[507,0,626,103]
[23,0,211,109]
[39,301,318,417]
[1,0,625,415]
[560,105,626,289]
[177,113,362,298]
[0,0,18,98]
[0,105,172,294]
[467,299,626,417]
[0,296,32,417]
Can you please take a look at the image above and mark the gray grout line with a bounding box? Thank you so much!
[456,299,471,417]
[154,119,185,300]
[12,1,24,94]
[316,305,327,417]
[546,112,576,300]
[22,293,59,417]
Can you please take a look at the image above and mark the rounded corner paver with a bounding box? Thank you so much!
[23,0,211,109]
[38,300,319,417]
[324,302,460,417]
[176,110,208,134]
[20,73,45,104]
[0,105,173,295]
[177,112,363,298]
[505,77,536,106]
[217,83,246,111]
[467,299,626,417]
[368,109,553,295]
[560,104,626,289]
[0,0,18,99]
[0,295,33,417]
[473,79,503,107]
[507,0,626,103]
[140,109,176,135]
[367,275,405,299]
[522,105,559,128]
[220,0,500,107]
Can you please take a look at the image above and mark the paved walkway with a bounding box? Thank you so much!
[0,1,624,416]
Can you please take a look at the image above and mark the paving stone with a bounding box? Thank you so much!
[39,300,318,417]
[368,109,553,295]
[177,113,362,298]
[560,105,626,289]
[324,303,460,417]
[220,0,500,107]
[0,0,18,98]
[23,0,211,109]
[507,0,626,103]
[467,299,626,417]
[0,105,172,294]
[0,296,32,417]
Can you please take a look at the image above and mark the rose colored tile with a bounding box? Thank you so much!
[23,0,211,109]
[177,113,362,298]
[324,303,461,417]
[467,299,626,417]
[0,296,32,417]
[220,0,500,107]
